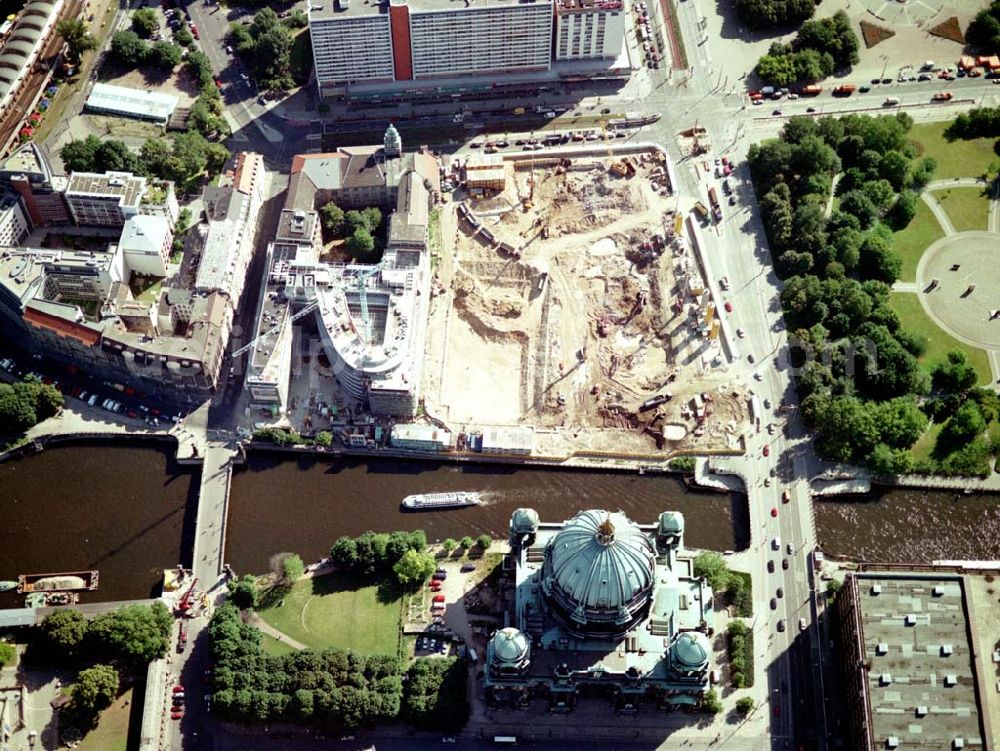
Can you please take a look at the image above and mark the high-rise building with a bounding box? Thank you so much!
[309,0,557,98]
[553,0,625,60]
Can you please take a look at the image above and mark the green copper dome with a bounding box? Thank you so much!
[491,627,530,664]
[542,510,655,634]
[672,631,710,669]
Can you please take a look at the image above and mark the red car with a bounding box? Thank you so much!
[724,301,733,312]
[763,445,770,457]
[770,507,778,518]
[172,685,184,693]
[171,711,184,720]
[432,594,445,603]
[190,24,199,38]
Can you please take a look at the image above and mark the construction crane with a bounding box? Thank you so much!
[231,262,386,360]
[230,300,319,359]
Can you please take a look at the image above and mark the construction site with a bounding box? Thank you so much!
[420,148,750,459]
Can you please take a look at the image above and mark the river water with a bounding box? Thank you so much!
[0,442,198,607]
[224,452,749,574]
[1,443,999,606]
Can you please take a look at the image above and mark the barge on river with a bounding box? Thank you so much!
[17,570,99,593]
[401,491,481,511]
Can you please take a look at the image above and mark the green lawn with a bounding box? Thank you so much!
[889,292,992,383]
[258,573,402,656]
[910,420,945,463]
[908,122,997,181]
[260,632,299,656]
[129,276,163,304]
[77,688,132,751]
[933,188,991,232]
[891,199,945,282]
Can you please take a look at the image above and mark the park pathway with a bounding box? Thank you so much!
[920,191,956,236]
[248,612,307,651]
[896,182,1000,390]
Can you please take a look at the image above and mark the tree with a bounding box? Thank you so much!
[88,602,173,666]
[330,536,359,568]
[968,4,1000,54]
[320,202,345,235]
[756,53,798,86]
[0,386,36,432]
[393,549,436,587]
[110,30,149,67]
[441,538,458,554]
[95,139,139,174]
[888,189,918,230]
[282,554,305,583]
[175,24,194,46]
[42,609,88,658]
[857,233,901,283]
[734,0,814,30]
[185,49,215,88]
[933,349,979,392]
[61,135,102,172]
[839,190,878,228]
[228,574,259,609]
[147,40,183,71]
[204,142,231,175]
[941,400,987,446]
[56,18,97,62]
[404,658,470,731]
[138,138,171,177]
[476,534,492,551]
[346,227,375,261]
[693,551,731,591]
[736,696,756,717]
[459,536,473,550]
[73,664,119,718]
[702,688,722,714]
[0,642,13,668]
[131,8,160,38]
[872,397,927,449]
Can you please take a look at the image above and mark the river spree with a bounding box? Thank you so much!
[226,452,749,574]
[813,488,1000,563]
[2,442,1000,605]
[0,442,197,607]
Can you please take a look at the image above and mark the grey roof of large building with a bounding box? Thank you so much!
[309,0,541,21]
[85,83,179,122]
[855,574,986,751]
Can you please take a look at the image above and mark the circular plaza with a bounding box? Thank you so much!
[917,231,1000,351]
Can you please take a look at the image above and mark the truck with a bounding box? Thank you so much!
[693,201,710,221]
[801,83,823,96]
[932,91,953,102]
[832,84,857,96]
[707,186,722,221]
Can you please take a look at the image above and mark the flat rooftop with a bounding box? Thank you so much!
[856,574,986,750]
[65,172,145,207]
[555,0,623,12]
[309,0,544,21]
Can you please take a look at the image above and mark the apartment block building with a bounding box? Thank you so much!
[0,152,266,399]
[119,215,172,277]
[309,0,555,97]
[63,172,147,228]
[0,193,30,247]
[554,0,625,60]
